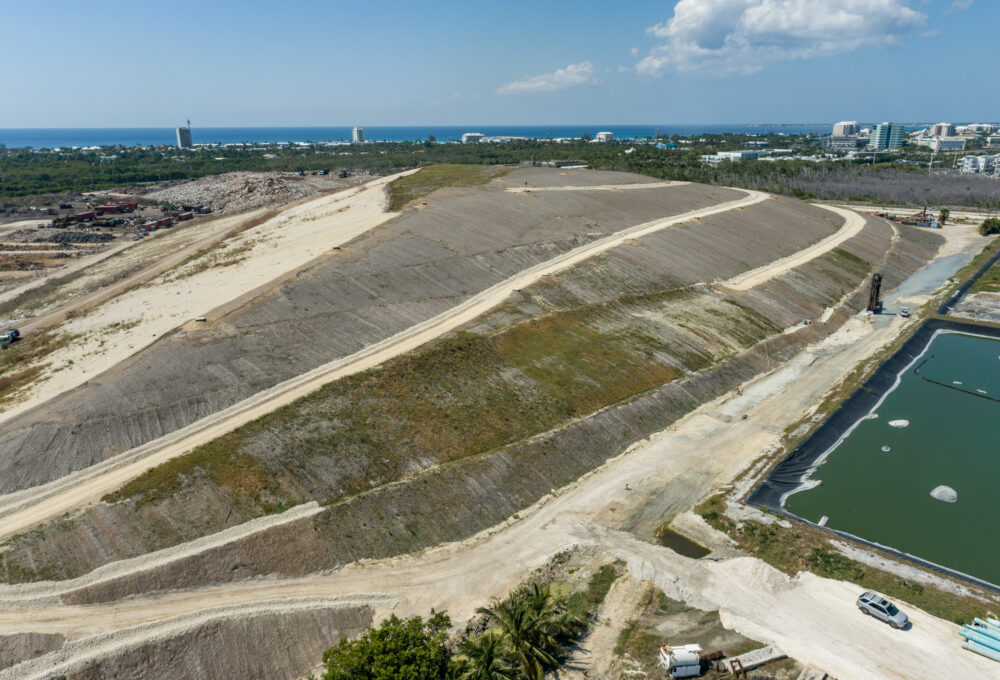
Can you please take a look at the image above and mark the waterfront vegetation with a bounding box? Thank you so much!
[3,136,1000,209]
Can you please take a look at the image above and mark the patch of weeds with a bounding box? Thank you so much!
[565,562,623,623]
[386,164,508,211]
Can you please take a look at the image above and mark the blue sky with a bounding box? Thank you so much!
[1,0,995,127]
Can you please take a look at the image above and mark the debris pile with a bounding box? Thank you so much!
[34,231,116,245]
[145,172,319,215]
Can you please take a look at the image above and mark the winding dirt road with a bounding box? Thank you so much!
[722,204,866,291]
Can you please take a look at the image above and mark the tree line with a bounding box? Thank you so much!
[3,137,999,210]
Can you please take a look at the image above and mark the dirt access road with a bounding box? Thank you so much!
[1,303,993,679]
[0,187,772,540]
[722,205,867,291]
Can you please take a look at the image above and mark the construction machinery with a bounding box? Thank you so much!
[867,273,883,314]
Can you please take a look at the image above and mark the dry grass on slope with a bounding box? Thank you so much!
[386,164,508,211]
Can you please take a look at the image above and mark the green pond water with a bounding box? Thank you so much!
[786,331,1000,586]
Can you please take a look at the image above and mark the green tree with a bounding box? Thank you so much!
[981,217,1000,235]
[322,611,452,680]
[476,583,575,680]
[452,632,517,680]
[938,208,950,225]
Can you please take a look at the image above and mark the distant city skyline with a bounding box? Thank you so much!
[2,1,995,128]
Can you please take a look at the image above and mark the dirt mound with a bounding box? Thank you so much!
[145,172,318,215]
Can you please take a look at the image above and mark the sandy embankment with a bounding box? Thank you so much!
[0,172,414,427]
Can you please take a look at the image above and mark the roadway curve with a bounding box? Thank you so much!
[721,204,866,291]
[0,188,771,540]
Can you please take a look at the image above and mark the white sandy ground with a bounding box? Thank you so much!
[0,172,414,427]
[721,205,866,291]
[505,181,686,193]
[0,187,771,541]
[0,294,996,679]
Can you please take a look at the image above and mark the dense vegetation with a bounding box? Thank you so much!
[981,217,1000,235]
[3,136,1000,209]
[321,571,618,680]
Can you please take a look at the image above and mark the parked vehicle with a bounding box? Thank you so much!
[899,307,911,318]
[857,592,909,628]
[0,328,20,349]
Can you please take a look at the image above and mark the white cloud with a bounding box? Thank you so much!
[496,61,594,94]
[951,0,974,9]
[637,0,926,76]
[630,46,639,57]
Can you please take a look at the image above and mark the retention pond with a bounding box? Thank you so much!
[754,322,1000,588]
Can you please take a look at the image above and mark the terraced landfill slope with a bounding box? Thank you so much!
[0,167,959,680]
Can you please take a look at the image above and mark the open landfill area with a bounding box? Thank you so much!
[0,164,998,680]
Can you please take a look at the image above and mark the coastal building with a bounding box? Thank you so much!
[958,123,997,135]
[832,121,860,136]
[594,131,614,142]
[175,121,192,149]
[930,123,956,137]
[461,132,484,143]
[960,155,999,174]
[988,135,1000,147]
[700,149,790,165]
[826,136,868,151]
[870,122,905,150]
[915,136,967,152]
[351,126,365,143]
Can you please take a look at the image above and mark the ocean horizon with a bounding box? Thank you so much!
[0,124,849,149]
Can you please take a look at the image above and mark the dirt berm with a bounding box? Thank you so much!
[0,602,373,680]
[0,170,747,492]
[0,174,942,593]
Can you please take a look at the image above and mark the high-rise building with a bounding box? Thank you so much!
[176,120,192,149]
[352,126,365,143]
[870,122,905,150]
[832,121,860,136]
[930,122,956,137]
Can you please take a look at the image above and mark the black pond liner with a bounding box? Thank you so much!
[746,317,1000,593]
[937,245,1000,315]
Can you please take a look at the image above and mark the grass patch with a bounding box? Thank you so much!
[828,247,871,277]
[105,289,779,514]
[566,562,623,622]
[386,164,508,211]
[970,261,1000,294]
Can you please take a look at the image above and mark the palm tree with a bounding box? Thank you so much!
[478,593,555,680]
[477,582,576,680]
[454,632,517,680]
